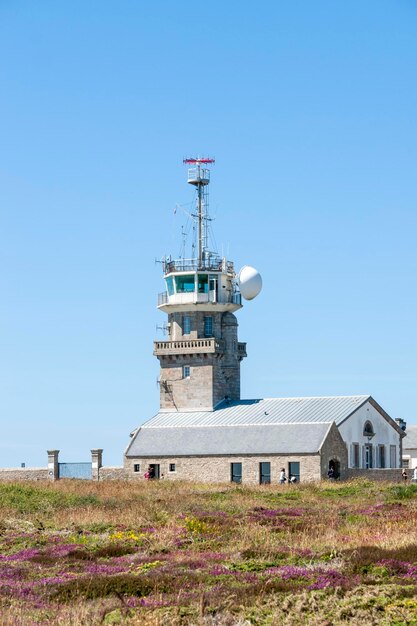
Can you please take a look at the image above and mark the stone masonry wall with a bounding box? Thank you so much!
[320,423,348,479]
[124,454,323,484]
[99,467,129,480]
[159,353,215,410]
[0,468,48,481]
[346,468,404,482]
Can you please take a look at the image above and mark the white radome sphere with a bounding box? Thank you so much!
[238,265,262,300]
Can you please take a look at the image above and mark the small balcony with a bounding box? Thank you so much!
[154,338,225,356]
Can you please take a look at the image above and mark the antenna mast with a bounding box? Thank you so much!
[183,157,215,268]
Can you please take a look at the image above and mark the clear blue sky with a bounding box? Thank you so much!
[1,1,416,468]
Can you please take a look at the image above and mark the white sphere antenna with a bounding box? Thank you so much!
[238,265,262,300]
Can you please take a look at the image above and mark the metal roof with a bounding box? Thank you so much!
[140,395,370,429]
[126,422,333,457]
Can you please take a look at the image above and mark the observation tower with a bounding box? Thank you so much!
[154,158,262,412]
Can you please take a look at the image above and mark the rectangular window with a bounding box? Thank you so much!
[183,315,191,335]
[197,274,208,293]
[204,316,213,337]
[175,275,195,293]
[403,458,410,469]
[259,462,271,484]
[133,463,140,473]
[351,443,360,468]
[288,462,300,483]
[183,365,190,379]
[231,462,242,484]
[378,445,385,469]
[390,445,397,468]
[166,276,175,296]
[169,463,176,472]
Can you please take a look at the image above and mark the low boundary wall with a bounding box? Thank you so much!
[346,468,404,482]
[0,468,48,481]
[0,451,410,483]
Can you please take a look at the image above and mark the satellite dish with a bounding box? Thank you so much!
[238,265,262,300]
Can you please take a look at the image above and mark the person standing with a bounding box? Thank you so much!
[279,468,287,484]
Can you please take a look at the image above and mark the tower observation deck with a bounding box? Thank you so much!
[157,158,242,315]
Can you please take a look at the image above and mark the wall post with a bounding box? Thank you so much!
[47,450,59,481]
[91,449,103,481]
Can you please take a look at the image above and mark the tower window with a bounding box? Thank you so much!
[183,315,191,335]
[204,316,213,337]
[175,275,195,293]
[183,366,190,379]
[197,274,208,293]
[166,276,174,296]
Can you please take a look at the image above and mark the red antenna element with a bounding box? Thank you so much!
[183,157,215,165]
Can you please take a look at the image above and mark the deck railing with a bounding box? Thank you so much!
[154,338,225,355]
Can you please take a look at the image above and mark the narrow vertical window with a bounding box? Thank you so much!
[288,462,300,482]
[133,464,141,473]
[183,366,190,379]
[231,462,242,484]
[204,316,213,337]
[390,445,397,468]
[351,443,360,468]
[183,315,191,335]
[259,462,271,484]
[379,445,385,469]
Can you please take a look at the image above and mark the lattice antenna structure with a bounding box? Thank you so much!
[183,157,215,268]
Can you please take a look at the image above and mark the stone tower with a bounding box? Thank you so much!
[153,158,248,412]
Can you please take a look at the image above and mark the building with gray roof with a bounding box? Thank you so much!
[124,162,404,484]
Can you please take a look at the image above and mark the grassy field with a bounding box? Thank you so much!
[1,479,417,625]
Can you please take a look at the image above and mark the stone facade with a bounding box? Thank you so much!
[320,423,348,479]
[156,311,244,411]
[124,454,324,484]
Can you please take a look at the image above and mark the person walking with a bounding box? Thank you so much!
[279,468,287,484]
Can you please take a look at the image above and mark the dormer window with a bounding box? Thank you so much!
[363,421,375,439]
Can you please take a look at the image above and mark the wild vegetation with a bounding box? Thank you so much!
[1,479,417,625]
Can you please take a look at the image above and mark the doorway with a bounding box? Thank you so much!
[149,464,160,479]
[328,459,340,479]
[364,445,373,469]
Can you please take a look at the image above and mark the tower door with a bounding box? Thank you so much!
[209,275,217,303]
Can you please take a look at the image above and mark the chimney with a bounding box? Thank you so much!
[395,418,407,432]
